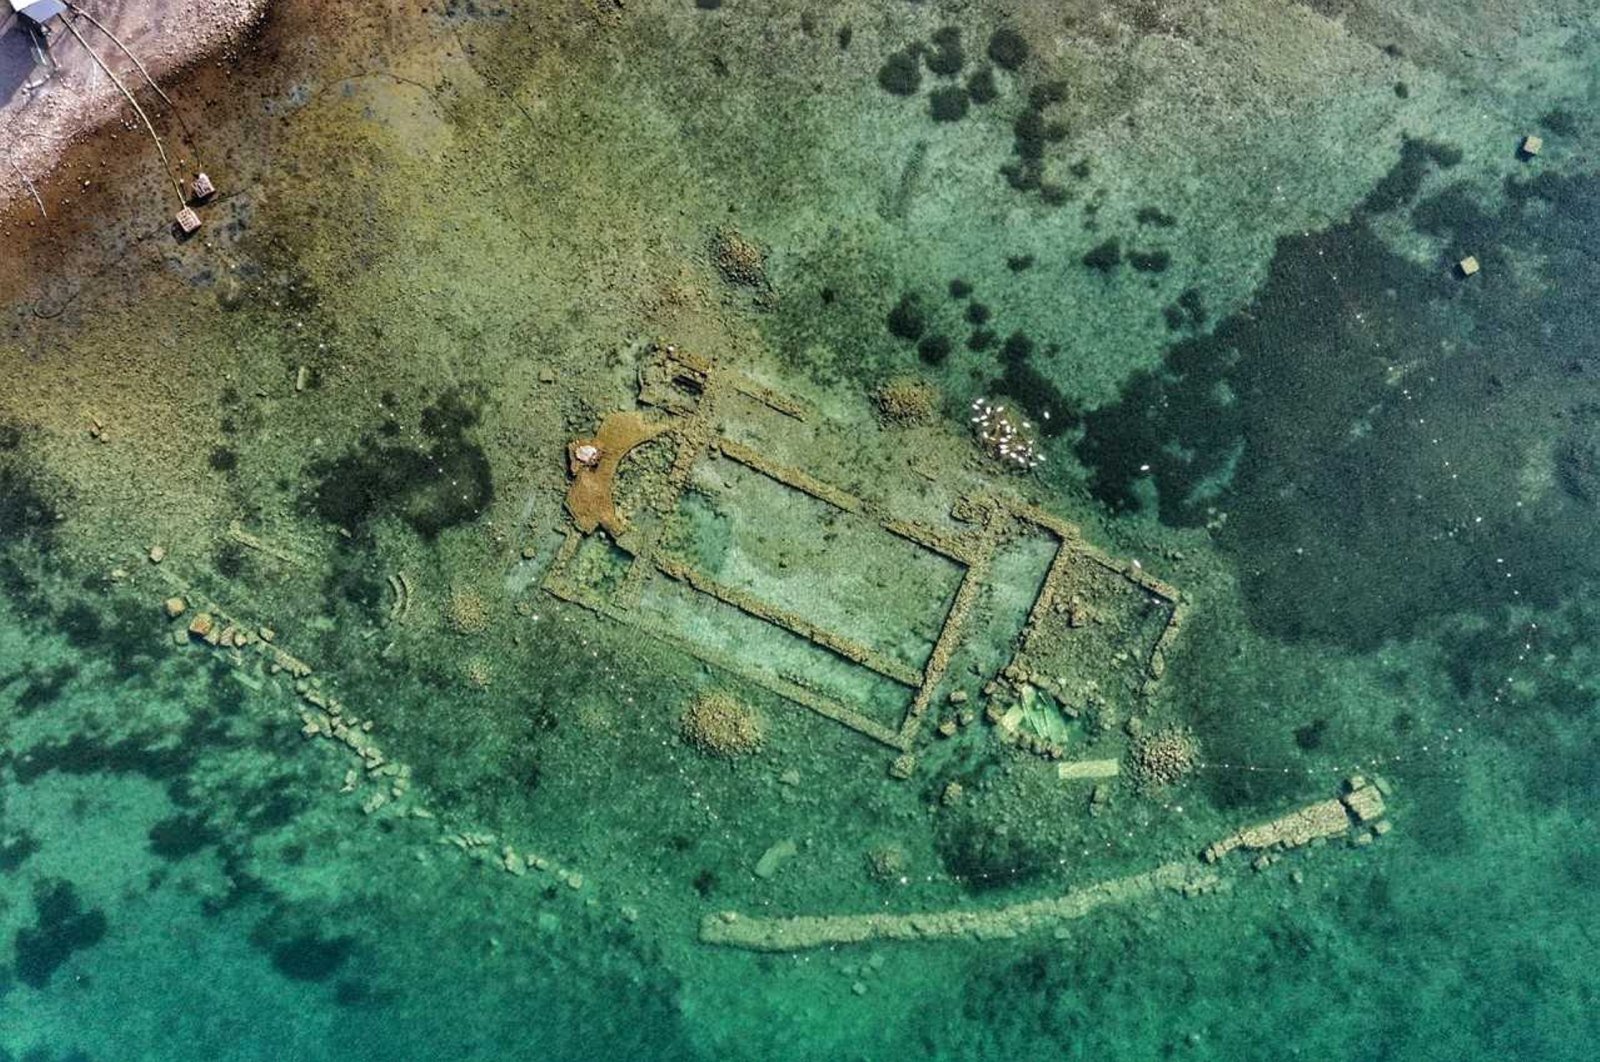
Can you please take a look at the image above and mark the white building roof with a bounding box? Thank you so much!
[10,0,68,24]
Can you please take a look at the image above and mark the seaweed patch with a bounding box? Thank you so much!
[14,879,109,989]
[303,390,493,540]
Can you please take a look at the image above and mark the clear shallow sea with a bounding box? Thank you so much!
[1,3,1598,1060]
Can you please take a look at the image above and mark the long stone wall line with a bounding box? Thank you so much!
[615,360,729,606]
[543,574,909,749]
[899,549,990,744]
[700,780,1391,952]
[653,555,924,688]
[700,862,1209,952]
[715,436,866,515]
[153,588,595,896]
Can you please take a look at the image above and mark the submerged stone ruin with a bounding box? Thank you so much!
[548,344,1183,766]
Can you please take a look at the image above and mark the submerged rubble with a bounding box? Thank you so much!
[709,227,776,306]
[445,587,490,636]
[1128,726,1201,791]
[680,690,765,758]
[152,585,592,900]
[549,345,1184,762]
[873,377,940,425]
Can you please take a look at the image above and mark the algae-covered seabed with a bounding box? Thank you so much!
[2,1,1598,1058]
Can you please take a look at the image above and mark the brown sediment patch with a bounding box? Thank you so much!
[1,0,268,211]
[563,410,671,536]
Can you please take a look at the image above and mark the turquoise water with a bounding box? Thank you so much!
[2,3,1598,1059]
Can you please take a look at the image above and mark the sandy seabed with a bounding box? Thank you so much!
[1,2,1599,1060]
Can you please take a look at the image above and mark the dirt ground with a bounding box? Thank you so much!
[0,0,263,210]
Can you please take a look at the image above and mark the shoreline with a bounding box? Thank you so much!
[0,0,266,214]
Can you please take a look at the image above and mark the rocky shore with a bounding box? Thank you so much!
[0,0,265,211]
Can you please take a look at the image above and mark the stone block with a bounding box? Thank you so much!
[1341,783,1386,824]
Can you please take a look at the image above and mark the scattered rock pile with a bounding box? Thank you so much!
[1128,725,1200,790]
[463,657,493,689]
[446,587,490,635]
[873,377,939,425]
[865,843,910,884]
[680,690,764,758]
[710,227,770,293]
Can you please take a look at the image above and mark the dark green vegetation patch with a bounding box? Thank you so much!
[1556,409,1600,504]
[1538,108,1577,136]
[994,332,1076,436]
[303,390,492,540]
[249,905,359,983]
[1080,162,1600,646]
[1001,91,1071,199]
[14,879,109,988]
[1358,135,1462,214]
[986,26,1029,70]
[148,814,219,861]
[926,27,965,76]
[10,661,79,716]
[1162,287,1207,331]
[270,933,356,982]
[1127,249,1170,273]
[1082,239,1121,272]
[929,86,970,123]
[877,49,922,97]
[0,464,59,551]
[0,828,41,873]
[887,292,928,340]
[54,596,159,680]
[966,65,999,104]
[917,334,953,365]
